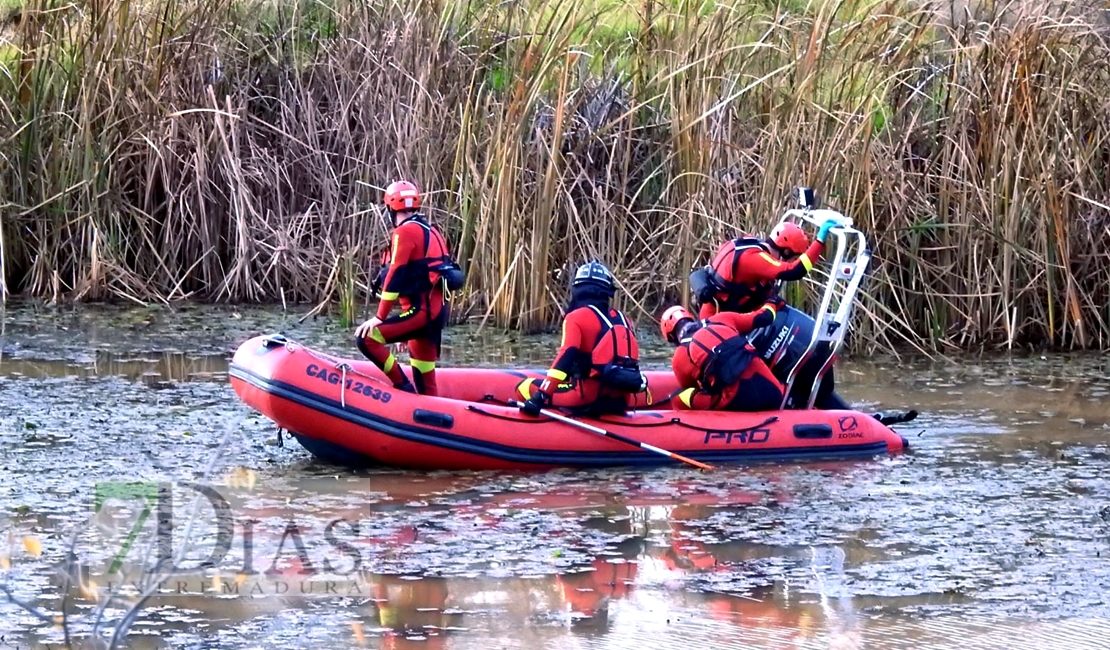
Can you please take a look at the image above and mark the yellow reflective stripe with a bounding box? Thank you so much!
[516,379,534,399]
[382,354,396,372]
[546,368,568,381]
[678,387,696,407]
[380,290,400,300]
[410,358,435,373]
[800,254,813,272]
[370,328,387,343]
[558,320,568,346]
[761,304,777,318]
[389,234,400,264]
[759,252,782,267]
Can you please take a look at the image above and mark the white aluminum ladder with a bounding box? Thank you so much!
[773,201,871,409]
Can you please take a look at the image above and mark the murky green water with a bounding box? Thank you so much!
[2,300,1109,649]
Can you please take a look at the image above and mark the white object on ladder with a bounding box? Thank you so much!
[773,194,872,409]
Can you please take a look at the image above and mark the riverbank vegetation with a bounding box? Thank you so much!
[1,0,1109,352]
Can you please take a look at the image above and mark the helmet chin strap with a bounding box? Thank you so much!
[386,208,416,223]
[769,243,798,260]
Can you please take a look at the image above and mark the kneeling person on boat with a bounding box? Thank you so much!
[518,262,648,417]
[660,303,784,412]
[354,180,465,396]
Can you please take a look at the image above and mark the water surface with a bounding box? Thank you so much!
[1,300,1108,649]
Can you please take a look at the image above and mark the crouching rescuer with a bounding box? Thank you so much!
[691,218,838,319]
[518,262,649,417]
[660,301,785,412]
[354,180,465,396]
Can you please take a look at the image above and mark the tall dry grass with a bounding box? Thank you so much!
[1,0,1109,352]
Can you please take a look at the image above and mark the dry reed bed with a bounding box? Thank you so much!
[1,0,1108,352]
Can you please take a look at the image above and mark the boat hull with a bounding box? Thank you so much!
[229,335,908,470]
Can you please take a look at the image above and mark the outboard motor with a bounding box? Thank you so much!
[771,187,872,410]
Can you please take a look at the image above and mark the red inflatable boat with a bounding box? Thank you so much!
[229,334,908,470]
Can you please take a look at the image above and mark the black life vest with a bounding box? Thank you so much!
[382,216,465,296]
[687,322,756,393]
[702,236,776,312]
[584,305,644,393]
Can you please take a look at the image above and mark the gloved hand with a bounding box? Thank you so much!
[355,317,383,340]
[519,393,546,417]
[817,218,838,244]
[370,265,388,298]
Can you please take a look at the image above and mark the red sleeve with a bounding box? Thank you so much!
[708,303,777,336]
[671,347,699,389]
[697,301,718,319]
[736,241,825,284]
[538,310,589,396]
[375,223,420,319]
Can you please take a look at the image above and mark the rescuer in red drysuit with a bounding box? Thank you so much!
[355,180,463,396]
[517,262,648,417]
[659,302,785,412]
[694,219,838,319]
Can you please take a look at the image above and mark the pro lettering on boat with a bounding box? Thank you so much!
[702,429,771,445]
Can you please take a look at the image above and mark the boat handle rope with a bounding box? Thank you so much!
[336,362,351,408]
[475,395,779,434]
[465,404,550,424]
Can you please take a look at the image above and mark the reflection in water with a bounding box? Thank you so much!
[0,350,230,382]
[2,302,1110,649]
[26,490,802,648]
[10,469,1106,649]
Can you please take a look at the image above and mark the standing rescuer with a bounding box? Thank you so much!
[693,218,839,319]
[517,262,648,417]
[354,180,464,396]
[659,302,785,412]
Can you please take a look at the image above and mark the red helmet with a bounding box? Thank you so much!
[769,222,808,256]
[383,180,421,212]
[660,305,693,344]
